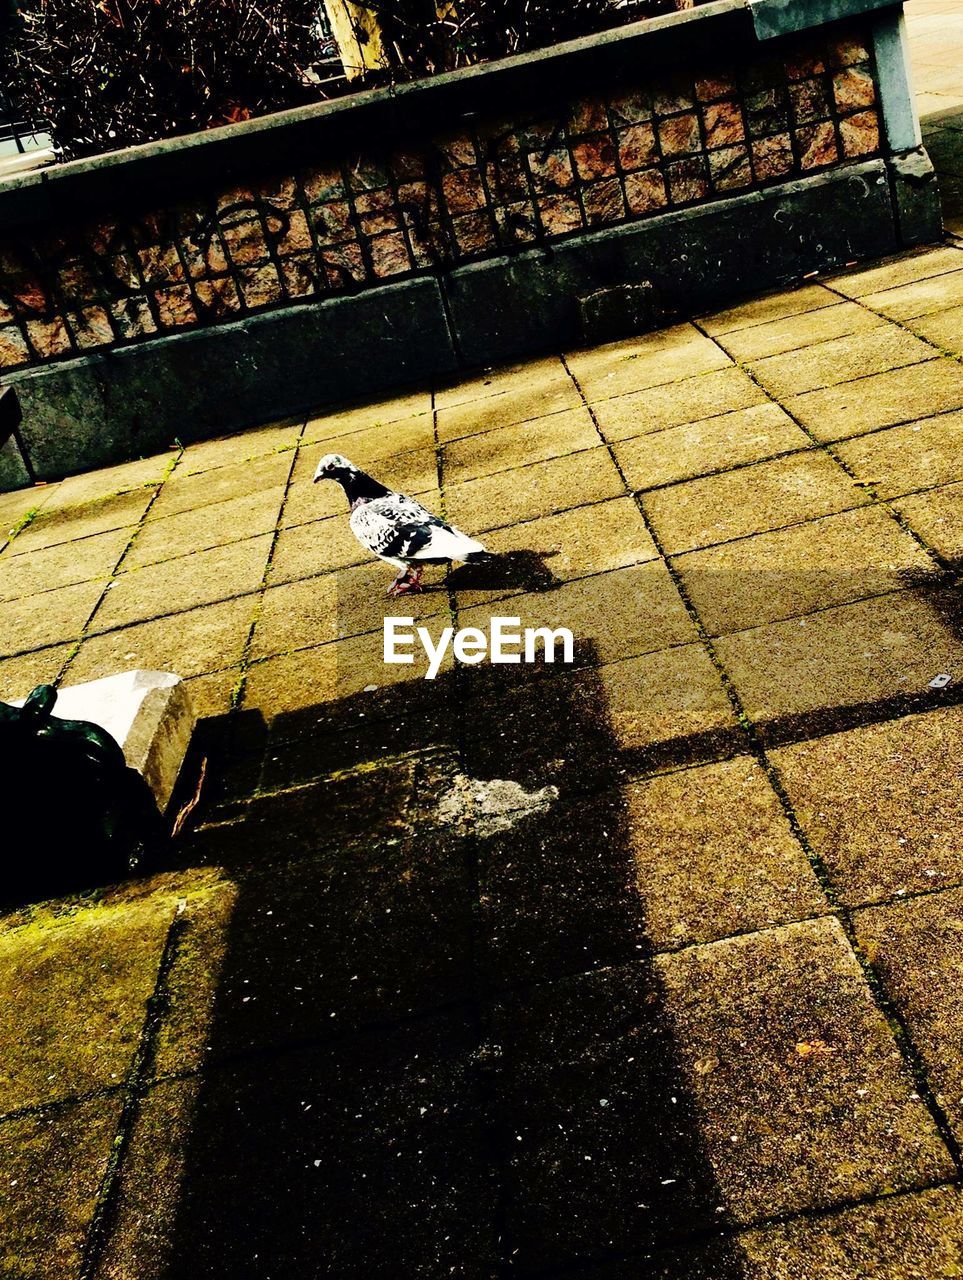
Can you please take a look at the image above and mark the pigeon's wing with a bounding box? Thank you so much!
[350,493,485,563]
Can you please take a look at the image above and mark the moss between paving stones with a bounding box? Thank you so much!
[178,421,303,476]
[66,595,257,684]
[749,327,937,399]
[445,448,624,533]
[855,887,963,1143]
[673,505,938,636]
[0,577,106,660]
[614,401,809,492]
[716,301,885,363]
[124,485,287,571]
[593,366,769,441]
[148,451,292,521]
[0,1093,124,1278]
[786,359,963,443]
[835,408,963,499]
[656,918,954,1224]
[641,451,867,556]
[625,756,828,950]
[0,525,130,604]
[0,485,54,536]
[436,379,584,443]
[6,488,155,556]
[442,408,599,484]
[183,667,242,719]
[715,588,963,731]
[0,895,175,1111]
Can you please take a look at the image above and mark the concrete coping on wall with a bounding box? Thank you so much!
[0,0,904,235]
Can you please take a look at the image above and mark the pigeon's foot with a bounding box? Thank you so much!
[387,567,423,596]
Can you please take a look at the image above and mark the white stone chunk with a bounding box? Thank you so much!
[15,670,194,813]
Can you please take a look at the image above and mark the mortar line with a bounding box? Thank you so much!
[55,452,182,687]
[228,421,306,714]
[78,908,190,1278]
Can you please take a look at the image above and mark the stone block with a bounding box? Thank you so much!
[48,670,195,812]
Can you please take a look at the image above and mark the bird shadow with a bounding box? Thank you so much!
[447,548,561,594]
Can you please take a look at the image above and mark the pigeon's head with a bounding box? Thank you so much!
[312,453,357,484]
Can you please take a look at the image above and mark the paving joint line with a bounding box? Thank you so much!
[230,427,306,718]
[55,454,182,688]
[78,907,190,1279]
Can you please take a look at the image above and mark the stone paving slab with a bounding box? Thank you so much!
[834,408,963,498]
[749,327,936,399]
[856,887,963,1142]
[613,401,809,492]
[0,643,74,701]
[147,452,292,521]
[909,302,963,354]
[0,578,105,660]
[442,406,598,483]
[591,366,767,440]
[625,757,828,951]
[458,563,697,667]
[656,918,954,1224]
[66,597,256,684]
[672,505,939,635]
[895,480,963,562]
[641,451,867,555]
[7,487,155,556]
[0,525,130,603]
[786,358,963,443]
[0,896,174,1112]
[697,283,837,335]
[99,1017,497,1279]
[123,485,287,570]
[771,703,963,907]
[713,300,885,363]
[90,533,272,631]
[445,447,624,532]
[715,588,963,733]
[0,1094,125,1280]
[436,377,583,441]
[177,420,303,475]
[862,266,963,320]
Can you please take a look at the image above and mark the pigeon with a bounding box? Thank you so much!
[313,453,488,595]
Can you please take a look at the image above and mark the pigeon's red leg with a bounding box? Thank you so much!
[386,567,411,596]
[394,567,424,595]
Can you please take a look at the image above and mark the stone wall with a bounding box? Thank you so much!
[0,21,882,373]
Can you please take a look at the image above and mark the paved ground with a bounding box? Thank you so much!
[1,240,963,1275]
[908,0,963,233]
